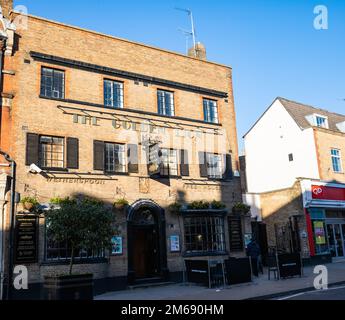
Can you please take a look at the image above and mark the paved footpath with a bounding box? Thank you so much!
[95,260,345,300]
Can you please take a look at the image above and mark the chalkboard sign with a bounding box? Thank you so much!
[225,257,252,285]
[228,217,244,252]
[185,260,209,287]
[277,253,302,278]
[15,215,38,264]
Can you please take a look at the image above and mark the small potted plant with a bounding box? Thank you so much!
[113,198,129,213]
[20,196,39,212]
[168,202,182,214]
[232,202,251,216]
[211,200,227,210]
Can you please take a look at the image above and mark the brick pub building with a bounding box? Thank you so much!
[0,1,248,298]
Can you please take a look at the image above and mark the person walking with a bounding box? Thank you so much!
[246,238,263,277]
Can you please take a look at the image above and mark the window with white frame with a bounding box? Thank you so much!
[105,143,126,173]
[157,90,175,116]
[160,148,178,176]
[206,153,223,179]
[331,149,343,173]
[40,67,65,99]
[315,115,328,129]
[104,80,124,108]
[39,136,64,169]
[203,99,219,124]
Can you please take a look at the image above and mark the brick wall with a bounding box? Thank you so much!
[258,181,310,258]
[0,13,244,288]
[314,128,345,183]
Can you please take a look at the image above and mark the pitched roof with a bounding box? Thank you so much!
[278,97,345,132]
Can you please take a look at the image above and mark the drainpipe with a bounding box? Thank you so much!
[0,190,5,300]
[0,151,16,300]
[0,35,6,301]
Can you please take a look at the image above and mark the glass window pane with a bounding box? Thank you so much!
[184,216,225,254]
[41,68,65,99]
[104,80,124,108]
[39,136,64,168]
[157,90,174,116]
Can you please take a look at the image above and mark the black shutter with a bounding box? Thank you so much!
[128,144,139,174]
[25,133,39,165]
[93,140,105,171]
[66,138,79,169]
[223,154,233,180]
[180,149,189,177]
[198,152,208,177]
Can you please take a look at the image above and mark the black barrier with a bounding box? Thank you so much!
[185,260,209,287]
[225,257,252,285]
[277,253,302,279]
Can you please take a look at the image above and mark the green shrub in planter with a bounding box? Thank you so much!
[188,201,210,210]
[46,198,116,275]
[211,200,226,210]
[45,197,117,300]
[232,203,251,216]
[50,197,75,206]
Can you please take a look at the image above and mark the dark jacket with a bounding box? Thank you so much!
[246,241,261,258]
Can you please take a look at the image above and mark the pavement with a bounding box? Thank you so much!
[95,259,345,300]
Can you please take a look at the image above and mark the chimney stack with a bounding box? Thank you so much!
[188,42,207,61]
[0,0,13,19]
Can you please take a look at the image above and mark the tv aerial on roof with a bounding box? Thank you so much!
[175,7,197,57]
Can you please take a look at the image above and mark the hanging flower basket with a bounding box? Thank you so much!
[21,197,39,212]
[113,199,129,213]
[168,202,182,215]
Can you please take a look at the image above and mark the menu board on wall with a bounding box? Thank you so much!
[15,215,38,264]
[228,217,244,252]
[170,235,181,252]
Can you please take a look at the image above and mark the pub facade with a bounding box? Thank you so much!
[0,2,248,299]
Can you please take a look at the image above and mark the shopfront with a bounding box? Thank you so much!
[302,180,345,260]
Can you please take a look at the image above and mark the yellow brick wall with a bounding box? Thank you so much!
[258,181,310,258]
[1,13,244,286]
[314,128,345,183]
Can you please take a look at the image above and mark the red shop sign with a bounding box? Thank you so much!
[312,185,345,201]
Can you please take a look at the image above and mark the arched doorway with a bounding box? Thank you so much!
[127,200,168,284]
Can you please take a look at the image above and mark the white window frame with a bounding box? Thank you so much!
[315,114,329,129]
[157,90,175,116]
[203,99,219,124]
[206,153,223,179]
[104,142,126,173]
[104,80,124,109]
[331,148,343,173]
[160,148,178,177]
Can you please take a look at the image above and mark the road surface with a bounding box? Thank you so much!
[276,285,345,300]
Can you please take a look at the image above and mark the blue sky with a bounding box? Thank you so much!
[14,0,345,151]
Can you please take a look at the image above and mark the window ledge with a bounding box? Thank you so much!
[43,168,69,172]
[180,209,228,216]
[40,257,108,266]
[183,251,229,258]
[39,95,223,127]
